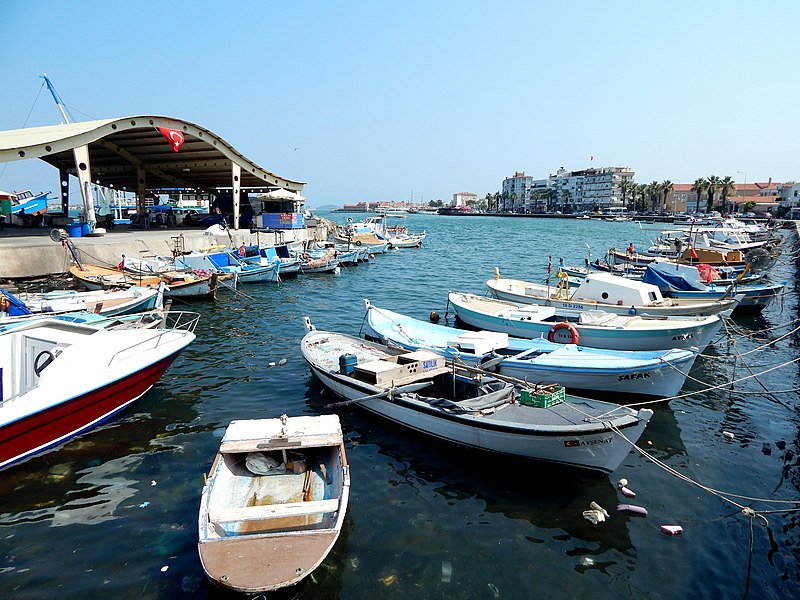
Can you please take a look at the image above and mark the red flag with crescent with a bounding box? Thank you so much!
[158,127,185,152]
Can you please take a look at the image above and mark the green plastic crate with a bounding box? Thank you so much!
[520,385,565,408]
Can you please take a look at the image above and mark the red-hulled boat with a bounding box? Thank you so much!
[0,315,197,470]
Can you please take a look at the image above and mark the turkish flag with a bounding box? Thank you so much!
[690,247,698,259]
[158,127,185,152]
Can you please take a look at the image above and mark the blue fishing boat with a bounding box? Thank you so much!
[641,262,785,313]
[258,244,302,275]
[177,249,281,283]
[362,300,697,400]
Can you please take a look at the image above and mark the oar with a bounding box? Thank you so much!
[457,361,546,389]
[326,381,434,408]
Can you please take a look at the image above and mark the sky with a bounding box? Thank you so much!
[1,1,798,207]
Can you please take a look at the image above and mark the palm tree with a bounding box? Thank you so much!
[543,188,556,213]
[660,180,673,213]
[510,191,518,214]
[484,193,493,212]
[492,192,500,213]
[719,176,736,214]
[691,178,707,213]
[648,181,659,212]
[706,175,720,212]
[561,189,572,213]
[530,190,541,213]
[618,179,632,212]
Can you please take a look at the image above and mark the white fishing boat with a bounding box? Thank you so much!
[0,284,163,320]
[0,315,197,470]
[362,300,698,400]
[301,320,654,473]
[448,291,726,351]
[486,267,737,316]
[198,414,350,593]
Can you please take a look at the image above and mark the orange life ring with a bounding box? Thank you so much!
[548,322,579,345]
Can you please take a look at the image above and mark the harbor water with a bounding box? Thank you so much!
[1,213,799,599]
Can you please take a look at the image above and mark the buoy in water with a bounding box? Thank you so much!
[369,253,375,259]
[429,311,440,322]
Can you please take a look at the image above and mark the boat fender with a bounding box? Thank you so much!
[34,350,55,376]
[478,352,502,373]
[548,322,579,345]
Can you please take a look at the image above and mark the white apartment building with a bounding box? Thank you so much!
[501,166,635,213]
[452,191,478,207]
[777,182,800,218]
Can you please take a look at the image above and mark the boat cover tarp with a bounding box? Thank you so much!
[642,263,706,292]
[1,289,33,316]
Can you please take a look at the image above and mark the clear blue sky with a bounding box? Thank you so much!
[1,1,797,207]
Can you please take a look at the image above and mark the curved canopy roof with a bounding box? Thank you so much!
[0,116,304,193]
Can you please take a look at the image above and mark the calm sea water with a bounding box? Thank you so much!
[1,213,799,599]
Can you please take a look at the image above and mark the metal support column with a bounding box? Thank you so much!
[232,162,241,230]
[58,168,69,214]
[72,145,96,229]
[136,165,146,219]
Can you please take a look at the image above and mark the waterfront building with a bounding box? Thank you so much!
[672,181,782,215]
[452,191,477,208]
[501,166,634,213]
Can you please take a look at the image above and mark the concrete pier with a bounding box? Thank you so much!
[0,224,328,280]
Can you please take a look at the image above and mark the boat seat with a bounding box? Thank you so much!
[210,498,340,524]
[578,311,618,326]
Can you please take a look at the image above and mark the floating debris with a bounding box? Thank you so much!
[722,431,735,440]
[488,582,500,598]
[617,504,648,516]
[617,478,636,497]
[278,358,288,366]
[590,501,609,519]
[661,525,683,536]
[583,501,609,524]
[379,574,397,586]
[578,557,595,567]
[268,362,276,367]
[160,565,169,572]
[138,501,150,508]
[151,480,157,486]
[441,560,452,583]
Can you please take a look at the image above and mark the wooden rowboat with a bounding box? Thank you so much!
[69,264,218,299]
[198,414,350,593]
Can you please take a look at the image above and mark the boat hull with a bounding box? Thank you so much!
[199,530,340,593]
[362,306,696,399]
[0,352,180,470]
[486,278,734,317]
[198,415,350,592]
[310,365,649,473]
[450,293,723,352]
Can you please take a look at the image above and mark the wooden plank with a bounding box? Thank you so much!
[219,433,342,454]
[211,498,340,523]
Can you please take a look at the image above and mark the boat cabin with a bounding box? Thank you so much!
[572,273,665,306]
